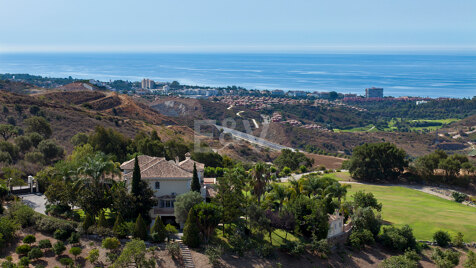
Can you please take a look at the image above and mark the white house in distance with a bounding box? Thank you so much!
[327,211,344,238]
[120,153,205,226]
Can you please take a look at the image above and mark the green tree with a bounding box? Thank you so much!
[215,166,246,235]
[69,247,82,261]
[87,248,99,265]
[88,126,130,162]
[150,216,166,243]
[24,116,52,138]
[182,208,200,248]
[0,124,19,141]
[113,239,155,268]
[433,230,451,247]
[97,211,108,228]
[131,156,141,196]
[352,191,382,211]
[349,142,408,181]
[133,214,147,240]
[352,207,382,238]
[251,162,271,204]
[27,132,43,147]
[22,235,36,245]
[53,241,66,255]
[38,139,64,161]
[83,213,95,232]
[28,247,43,260]
[464,250,476,268]
[191,163,201,192]
[439,157,461,178]
[102,237,121,251]
[70,132,89,147]
[174,191,203,226]
[194,202,222,243]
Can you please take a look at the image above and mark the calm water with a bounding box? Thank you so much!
[0,53,475,98]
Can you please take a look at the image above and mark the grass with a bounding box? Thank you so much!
[333,118,460,133]
[343,183,476,242]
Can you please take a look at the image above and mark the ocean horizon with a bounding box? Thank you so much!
[0,53,475,98]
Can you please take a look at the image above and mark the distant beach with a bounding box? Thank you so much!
[0,53,475,98]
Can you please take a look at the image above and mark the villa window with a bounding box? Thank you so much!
[155,181,160,189]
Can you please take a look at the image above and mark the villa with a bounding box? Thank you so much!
[120,153,205,226]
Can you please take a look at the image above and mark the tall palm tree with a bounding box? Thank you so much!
[251,162,271,205]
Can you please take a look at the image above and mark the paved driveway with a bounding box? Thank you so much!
[19,193,47,214]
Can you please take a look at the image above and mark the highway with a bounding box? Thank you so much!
[214,124,294,152]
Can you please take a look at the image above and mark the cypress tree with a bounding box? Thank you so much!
[191,163,201,192]
[133,214,148,240]
[182,208,200,248]
[131,156,141,196]
[83,213,94,233]
[97,211,108,228]
[150,215,166,243]
[113,213,124,237]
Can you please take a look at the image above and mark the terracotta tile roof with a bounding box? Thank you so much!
[178,157,205,172]
[141,160,193,178]
[120,155,157,170]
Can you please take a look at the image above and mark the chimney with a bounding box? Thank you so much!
[175,156,179,164]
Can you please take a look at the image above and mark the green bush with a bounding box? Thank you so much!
[59,257,73,266]
[433,230,451,247]
[7,203,35,227]
[381,250,420,268]
[452,192,467,203]
[82,213,95,233]
[33,213,77,234]
[102,237,120,250]
[205,245,224,267]
[431,248,460,268]
[16,244,31,255]
[166,242,181,260]
[150,216,166,243]
[228,231,252,256]
[38,239,52,249]
[53,241,66,255]
[53,229,70,241]
[311,237,330,256]
[87,248,100,264]
[22,234,36,245]
[464,251,476,268]
[28,247,43,260]
[133,214,147,240]
[19,256,29,266]
[255,243,276,258]
[182,209,200,248]
[69,247,82,259]
[453,232,464,248]
[379,225,417,252]
[68,232,80,244]
[0,217,19,248]
[349,229,374,250]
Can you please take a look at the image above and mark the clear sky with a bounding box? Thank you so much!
[0,0,475,53]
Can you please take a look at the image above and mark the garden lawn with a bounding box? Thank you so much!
[344,183,476,242]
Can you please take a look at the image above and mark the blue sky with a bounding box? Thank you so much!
[0,0,475,52]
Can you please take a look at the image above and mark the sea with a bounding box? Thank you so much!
[0,53,475,98]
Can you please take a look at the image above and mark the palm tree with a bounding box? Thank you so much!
[73,153,120,216]
[251,162,271,205]
[267,183,287,211]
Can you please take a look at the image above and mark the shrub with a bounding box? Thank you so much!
[97,211,108,228]
[431,248,460,268]
[54,229,70,241]
[38,239,52,249]
[311,238,330,257]
[59,257,73,266]
[83,213,95,232]
[33,213,77,234]
[53,241,66,255]
[182,209,200,248]
[150,216,166,243]
[16,244,31,255]
[68,232,80,244]
[381,250,420,268]
[7,202,35,227]
[379,225,417,252]
[102,237,120,251]
[23,234,36,245]
[87,248,99,264]
[166,242,181,260]
[228,231,252,256]
[433,230,451,247]
[19,256,29,267]
[69,247,82,259]
[453,232,464,248]
[165,224,178,241]
[28,247,43,260]
[133,214,147,240]
[464,251,476,268]
[256,243,275,258]
[205,245,224,267]
[349,229,374,250]
[0,217,19,247]
[452,192,467,203]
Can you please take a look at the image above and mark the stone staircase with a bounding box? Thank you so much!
[178,240,195,268]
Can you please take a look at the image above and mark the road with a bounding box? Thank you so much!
[19,193,47,214]
[214,125,294,152]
